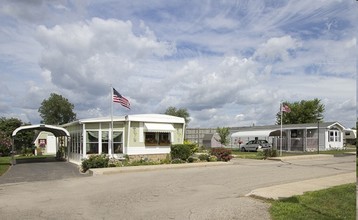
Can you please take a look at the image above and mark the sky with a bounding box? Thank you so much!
[0,0,356,129]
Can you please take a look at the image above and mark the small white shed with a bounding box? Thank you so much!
[33,131,57,155]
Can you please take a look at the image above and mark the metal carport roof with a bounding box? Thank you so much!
[231,130,275,138]
[12,124,70,137]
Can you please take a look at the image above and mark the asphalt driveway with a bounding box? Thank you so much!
[0,158,89,184]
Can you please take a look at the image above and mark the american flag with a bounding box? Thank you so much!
[113,88,130,109]
[281,104,291,113]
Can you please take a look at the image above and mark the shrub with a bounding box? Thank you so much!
[129,159,160,166]
[160,154,171,164]
[198,154,210,161]
[108,158,123,167]
[187,156,199,163]
[208,155,217,162]
[56,147,66,161]
[188,143,199,155]
[81,154,109,172]
[210,148,233,162]
[171,158,185,164]
[262,149,278,159]
[20,147,34,156]
[0,145,11,157]
[171,144,192,161]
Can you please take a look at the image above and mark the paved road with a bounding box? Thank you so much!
[0,155,355,220]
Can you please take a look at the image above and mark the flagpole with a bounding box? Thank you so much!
[110,85,114,157]
[280,102,283,157]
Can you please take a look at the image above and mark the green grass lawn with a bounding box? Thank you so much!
[270,183,356,220]
[0,156,11,176]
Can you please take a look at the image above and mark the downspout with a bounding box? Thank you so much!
[82,123,86,159]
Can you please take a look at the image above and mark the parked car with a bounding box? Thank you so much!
[240,140,272,152]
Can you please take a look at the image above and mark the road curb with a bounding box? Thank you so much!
[268,154,334,162]
[89,161,233,176]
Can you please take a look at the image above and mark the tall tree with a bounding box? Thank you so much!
[38,93,76,125]
[164,106,190,125]
[216,127,230,147]
[276,98,325,124]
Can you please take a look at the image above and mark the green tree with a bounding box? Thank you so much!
[38,93,76,125]
[0,117,22,137]
[276,98,325,124]
[216,127,230,147]
[0,117,34,155]
[164,106,190,125]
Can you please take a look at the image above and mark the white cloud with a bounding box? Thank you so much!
[36,17,175,97]
[254,35,302,62]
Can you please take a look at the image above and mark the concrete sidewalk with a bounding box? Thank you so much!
[246,172,356,200]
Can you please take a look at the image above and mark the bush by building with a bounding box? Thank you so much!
[210,148,233,162]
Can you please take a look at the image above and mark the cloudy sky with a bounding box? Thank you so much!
[0,0,356,128]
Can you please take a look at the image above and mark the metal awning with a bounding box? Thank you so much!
[144,123,175,132]
[12,124,70,137]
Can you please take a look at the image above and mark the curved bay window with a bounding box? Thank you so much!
[113,131,123,154]
[102,131,109,154]
[145,132,171,146]
[86,131,99,154]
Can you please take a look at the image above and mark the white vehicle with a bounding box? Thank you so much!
[240,140,272,152]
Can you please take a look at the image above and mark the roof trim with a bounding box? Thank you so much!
[73,114,185,124]
[12,124,70,137]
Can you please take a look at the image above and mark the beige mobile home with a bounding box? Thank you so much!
[62,114,185,164]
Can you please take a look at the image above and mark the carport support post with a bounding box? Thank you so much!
[11,137,16,165]
[67,136,70,162]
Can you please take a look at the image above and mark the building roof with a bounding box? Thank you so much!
[202,133,215,141]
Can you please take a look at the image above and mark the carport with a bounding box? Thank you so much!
[231,129,287,148]
[11,124,70,165]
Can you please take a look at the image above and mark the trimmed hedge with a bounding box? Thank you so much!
[210,148,233,162]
